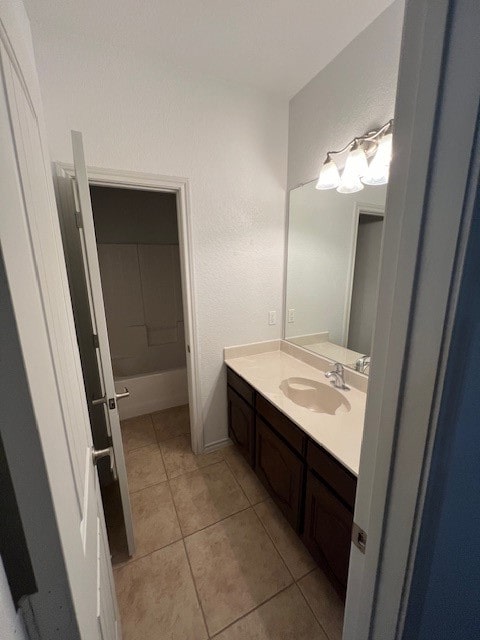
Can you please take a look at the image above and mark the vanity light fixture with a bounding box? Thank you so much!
[316,153,341,189]
[316,120,394,194]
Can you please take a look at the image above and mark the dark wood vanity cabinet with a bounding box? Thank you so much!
[227,369,255,466]
[303,440,357,599]
[226,366,357,599]
[255,416,304,530]
[303,471,353,598]
[227,386,255,466]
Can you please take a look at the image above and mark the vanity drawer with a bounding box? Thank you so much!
[227,367,255,406]
[307,440,357,511]
[255,394,306,456]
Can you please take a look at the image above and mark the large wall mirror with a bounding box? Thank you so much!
[284,180,386,374]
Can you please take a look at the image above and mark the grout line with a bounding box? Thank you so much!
[112,534,184,572]
[164,447,211,639]
[222,451,259,506]
[154,428,191,447]
[117,413,338,639]
[128,476,169,495]
[181,504,253,541]
[210,583,295,638]
[181,536,211,639]
[296,578,332,640]
[296,566,317,583]
[250,503,296,585]
[164,450,227,481]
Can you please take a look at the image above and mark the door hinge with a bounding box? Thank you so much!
[92,333,99,348]
[352,522,367,554]
[74,211,83,228]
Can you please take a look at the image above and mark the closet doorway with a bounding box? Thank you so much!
[55,163,201,561]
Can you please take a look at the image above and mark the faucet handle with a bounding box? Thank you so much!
[333,362,344,373]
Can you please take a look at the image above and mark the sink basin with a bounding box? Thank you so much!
[279,377,351,415]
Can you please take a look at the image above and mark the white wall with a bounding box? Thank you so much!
[286,181,386,344]
[287,0,405,189]
[29,30,288,447]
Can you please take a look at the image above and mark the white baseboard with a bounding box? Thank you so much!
[203,437,232,454]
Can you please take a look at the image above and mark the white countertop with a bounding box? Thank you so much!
[225,349,366,476]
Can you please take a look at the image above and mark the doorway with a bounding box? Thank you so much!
[91,185,188,420]
[55,163,201,562]
[347,212,384,357]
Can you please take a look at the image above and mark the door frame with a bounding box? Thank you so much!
[342,201,384,349]
[343,1,480,638]
[55,163,203,454]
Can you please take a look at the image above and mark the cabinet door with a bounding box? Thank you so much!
[255,417,304,530]
[303,471,353,600]
[227,386,255,467]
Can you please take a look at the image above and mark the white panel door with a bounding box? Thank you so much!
[0,5,120,637]
[71,130,135,556]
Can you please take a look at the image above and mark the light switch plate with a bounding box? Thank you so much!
[288,308,295,323]
[268,310,276,325]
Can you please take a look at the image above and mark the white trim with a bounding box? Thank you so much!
[55,163,203,454]
[202,437,232,454]
[344,1,480,638]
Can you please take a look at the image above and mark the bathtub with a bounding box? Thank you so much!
[115,367,189,419]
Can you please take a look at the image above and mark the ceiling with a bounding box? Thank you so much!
[25,0,394,97]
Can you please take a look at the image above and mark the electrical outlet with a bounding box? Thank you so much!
[268,310,276,325]
[288,308,295,323]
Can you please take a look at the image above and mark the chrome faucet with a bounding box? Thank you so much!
[355,355,371,374]
[325,363,349,390]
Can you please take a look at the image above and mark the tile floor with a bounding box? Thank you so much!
[112,405,345,640]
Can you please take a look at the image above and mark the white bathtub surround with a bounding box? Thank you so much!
[116,367,188,420]
[224,339,367,474]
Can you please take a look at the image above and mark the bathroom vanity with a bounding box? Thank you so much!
[225,342,366,599]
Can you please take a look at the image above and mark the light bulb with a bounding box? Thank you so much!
[375,132,393,166]
[337,167,364,194]
[361,132,392,185]
[336,145,365,193]
[316,155,340,190]
[362,155,390,185]
[346,142,369,178]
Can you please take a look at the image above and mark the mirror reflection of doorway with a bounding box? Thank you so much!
[347,212,384,355]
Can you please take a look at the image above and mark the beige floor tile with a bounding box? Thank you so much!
[298,568,345,640]
[125,444,167,493]
[121,414,156,452]
[223,445,269,505]
[170,461,249,536]
[160,434,224,478]
[254,499,316,580]
[130,482,181,557]
[115,540,208,640]
[185,508,292,636]
[213,584,328,640]
[152,404,190,441]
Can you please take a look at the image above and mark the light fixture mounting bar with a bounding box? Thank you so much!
[325,119,393,159]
